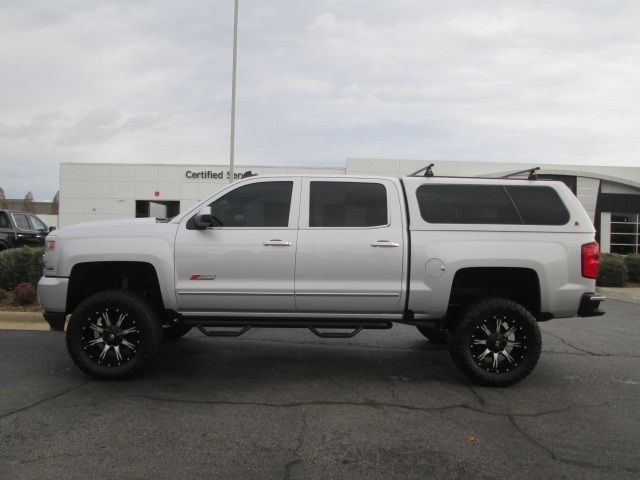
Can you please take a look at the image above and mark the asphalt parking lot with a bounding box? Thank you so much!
[1,299,639,480]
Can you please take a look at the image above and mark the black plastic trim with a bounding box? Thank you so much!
[184,317,393,330]
[577,293,606,317]
[43,312,66,331]
[399,178,412,315]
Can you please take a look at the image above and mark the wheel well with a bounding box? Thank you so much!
[448,267,541,320]
[67,262,164,314]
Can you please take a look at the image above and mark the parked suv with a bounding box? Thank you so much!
[0,209,52,250]
[38,169,604,386]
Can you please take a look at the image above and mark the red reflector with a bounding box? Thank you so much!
[581,242,600,279]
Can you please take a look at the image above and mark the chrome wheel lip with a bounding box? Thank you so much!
[81,307,141,367]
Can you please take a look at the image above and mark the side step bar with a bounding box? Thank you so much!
[183,317,393,339]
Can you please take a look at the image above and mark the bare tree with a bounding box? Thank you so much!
[0,187,6,209]
[52,191,59,214]
[23,191,34,212]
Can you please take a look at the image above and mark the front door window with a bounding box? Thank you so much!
[209,181,293,228]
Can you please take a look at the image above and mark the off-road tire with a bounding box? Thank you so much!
[66,289,163,380]
[449,297,542,387]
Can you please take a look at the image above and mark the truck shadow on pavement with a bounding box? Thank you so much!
[151,332,457,387]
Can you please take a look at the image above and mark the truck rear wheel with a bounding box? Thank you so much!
[66,290,163,379]
[449,297,541,387]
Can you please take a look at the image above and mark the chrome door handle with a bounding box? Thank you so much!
[263,239,292,247]
[370,240,400,248]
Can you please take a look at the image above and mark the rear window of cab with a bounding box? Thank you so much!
[416,185,570,225]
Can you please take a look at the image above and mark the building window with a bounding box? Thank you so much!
[136,201,181,220]
[610,213,639,254]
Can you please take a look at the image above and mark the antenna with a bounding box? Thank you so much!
[409,163,435,177]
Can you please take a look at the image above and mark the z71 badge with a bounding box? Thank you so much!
[189,274,217,280]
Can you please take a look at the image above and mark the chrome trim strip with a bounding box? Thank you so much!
[295,292,400,298]
[177,291,293,296]
[177,291,400,298]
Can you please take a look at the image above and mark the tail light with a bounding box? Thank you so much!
[581,242,600,279]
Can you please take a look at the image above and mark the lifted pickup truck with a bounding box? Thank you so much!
[38,170,604,386]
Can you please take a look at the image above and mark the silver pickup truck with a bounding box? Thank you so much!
[38,171,604,386]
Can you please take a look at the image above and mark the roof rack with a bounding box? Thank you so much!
[501,167,540,180]
[409,163,434,177]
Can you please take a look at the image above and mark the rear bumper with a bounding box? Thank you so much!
[577,292,606,317]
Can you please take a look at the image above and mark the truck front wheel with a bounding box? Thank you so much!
[449,297,541,387]
[66,290,163,379]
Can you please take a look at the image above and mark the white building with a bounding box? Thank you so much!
[59,159,640,254]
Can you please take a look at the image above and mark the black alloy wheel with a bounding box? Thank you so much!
[449,297,542,387]
[66,290,162,379]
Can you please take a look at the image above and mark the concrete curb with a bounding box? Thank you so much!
[598,287,640,305]
[0,311,50,331]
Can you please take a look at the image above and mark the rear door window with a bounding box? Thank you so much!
[12,213,31,230]
[309,182,388,227]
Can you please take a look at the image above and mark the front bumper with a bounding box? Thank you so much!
[577,292,606,317]
[37,276,69,330]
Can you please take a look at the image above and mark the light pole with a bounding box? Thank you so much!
[229,0,239,183]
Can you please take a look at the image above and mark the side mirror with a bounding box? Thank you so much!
[49,226,56,232]
[192,207,223,229]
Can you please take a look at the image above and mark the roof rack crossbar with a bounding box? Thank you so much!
[409,163,435,177]
[501,167,540,180]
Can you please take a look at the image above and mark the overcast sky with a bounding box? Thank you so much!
[1,0,639,199]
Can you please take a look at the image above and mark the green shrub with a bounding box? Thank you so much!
[597,254,628,287]
[624,254,640,283]
[13,282,37,305]
[0,247,44,290]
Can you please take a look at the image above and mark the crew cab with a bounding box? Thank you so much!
[38,170,604,386]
